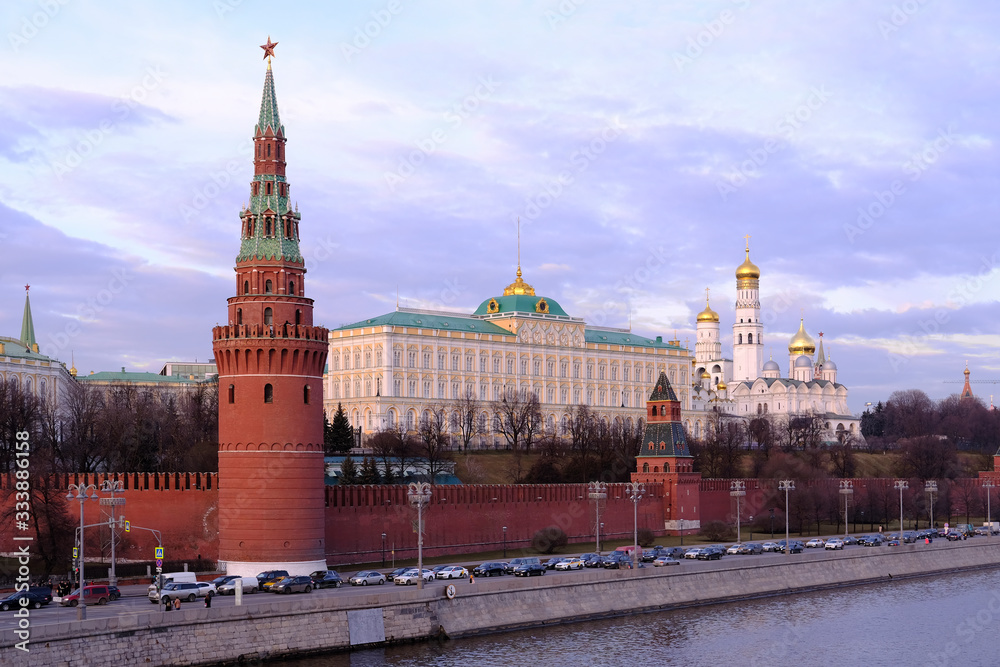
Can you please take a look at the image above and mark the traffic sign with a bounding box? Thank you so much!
[156,558,163,568]
[124,520,130,533]
[73,547,78,559]
[155,546,164,559]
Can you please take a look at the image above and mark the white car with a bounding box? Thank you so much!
[435,566,468,580]
[195,582,217,597]
[349,571,386,586]
[824,538,845,550]
[805,538,825,548]
[394,569,435,585]
[653,556,680,567]
[683,548,703,559]
[726,544,743,555]
[555,558,585,571]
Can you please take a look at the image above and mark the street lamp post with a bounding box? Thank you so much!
[730,481,746,543]
[895,480,909,536]
[839,481,853,537]
[769,508,775,539]
[749,516,754,541]
[407,482,432,590]
[984,480,995,539]
[925,480,937,531]
[66,483,99,621]
[588,481,607,555]
[779,481,795,556]
[625,482,645,568]
[381,532,387,567]
[99,480,125,586]
[502,526,507,558]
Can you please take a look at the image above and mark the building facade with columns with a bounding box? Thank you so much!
[325,268,694,444]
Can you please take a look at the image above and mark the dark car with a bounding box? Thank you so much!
[697,547,724,560]
[602,554,632,569]
[28,587,53,605]
[256,569,289,588]
[473,562,507,577]
[310,570,343,589]
[787,541,805,554]
[107,586,121,601]
[544,558,566,570]
[0,591,49,611]
[641,546,668,563]
[385,567,410,582]
[513,563,546,577]
[585,556,606,568]
[271,575,313,594]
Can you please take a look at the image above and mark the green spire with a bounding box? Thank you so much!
[255,65,284,137]
[20,286,37,352]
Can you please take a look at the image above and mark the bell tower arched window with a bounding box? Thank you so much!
[264,308,273,325]
[237,308,242,325]
[265,279,273,294]
[264,383,273,403]
[289,280,295,296]
[243,280,249,295]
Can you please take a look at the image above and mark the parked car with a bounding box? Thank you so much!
[902,531,919,543]
[662,547,687,559]
[843,535,859,545]
[805,538,825,548]
[602,553,632,569]
[513,563,546,577]
[787,541,805,554]
[584,556,606,568]
[761,542,781,553]
[29,587,53,604]
[472,562,507,577]
[394,569,434,585]
[310,570,344,589]
[824,538,845,550]
[697,547,724,560]
[555,558,585,571]
[653,556,681,567]
[270,575,313,594]
[505,557,541,574]
[256,570,289,589]
[262,576,289,592]
[683,548,704,559]
[195,582,216,597]
[149,582,198,604]
[386,567,411,582]
[349,570,387,586]
[436,566,468,580]
[217,577,257,595]
[0,591,49,611]
[544,558,567,570]
[738,543,764,555]
[726,544,744,555]
[211,574,238,589]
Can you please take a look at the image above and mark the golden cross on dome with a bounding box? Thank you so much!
[704,287,710,303]
[261,36,278,63]
[744,233,751,251]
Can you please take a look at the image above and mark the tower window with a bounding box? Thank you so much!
[265,279,273,294]
[266,182,272,195]
[228,384,235,404]
[303,384,310,404]
[295,309,301,325]
[252,183,259,195]
[738,334,743,344]
[264,384,273,403]
[289,280,296,296]
[264,307,273,325]
[748,333,753,344]
[243,280,249,295]
[237,308,242,325]
[267,143,271,157]
[265,218,272,235]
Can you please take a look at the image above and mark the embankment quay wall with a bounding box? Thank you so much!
[3,540,998,666]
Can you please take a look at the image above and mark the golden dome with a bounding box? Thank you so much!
[716,380,728,391]
[701,371,711,379]
[788,318,816,355]
[696,296,719,323]
[502,266,536,296]
[735,249,760,281]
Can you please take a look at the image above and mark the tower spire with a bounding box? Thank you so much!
[961,363,974,401]
[20,284,37,353]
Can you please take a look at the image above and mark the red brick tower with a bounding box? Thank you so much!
[632,371,702,536]
[212,42,329,576]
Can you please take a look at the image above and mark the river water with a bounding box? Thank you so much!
[278,568,1000,667]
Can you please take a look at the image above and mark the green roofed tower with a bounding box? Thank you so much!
[20,285,37,353]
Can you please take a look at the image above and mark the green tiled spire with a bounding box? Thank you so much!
[20,286,37,352]
[255,65,284,137]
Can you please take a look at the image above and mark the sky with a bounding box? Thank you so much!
[1,0,998,414]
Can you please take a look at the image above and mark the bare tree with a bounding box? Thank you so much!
[417,406,453,483]
[492,388,541,482]
[454,386,480,451]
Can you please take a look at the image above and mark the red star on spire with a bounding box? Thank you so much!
[24,284,30,292]
[260,36,278,60]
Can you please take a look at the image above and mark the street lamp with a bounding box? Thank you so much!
[381,532,387,567]
[588,481,607,555]
[839,481,853,537]
[407,481,431,590]
[895,480,909,535]
[749,515,754,541]
[769,508,775,539]
[779,480,795,555]
[925,480,937,531]
[99,480,125,586]
[66,483,99,620]
[730,481,746,543]
[502,526,507,558]
[984,480,995,539]
[625,482,645,568]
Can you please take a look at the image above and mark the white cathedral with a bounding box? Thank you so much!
[684,243,861,444]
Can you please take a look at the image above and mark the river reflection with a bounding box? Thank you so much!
[278,568,1000,667]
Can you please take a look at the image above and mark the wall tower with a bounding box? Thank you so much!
[212,39,329,577]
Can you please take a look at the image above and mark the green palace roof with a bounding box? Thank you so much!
[584,330,682,349]
[473,294,569,317]
[0,336,57,362]
[78,370,201,384]
[335,311,514,336]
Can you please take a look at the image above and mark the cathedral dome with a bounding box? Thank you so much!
[794,354,813,368]
[716,380,728,391]
[735,250,760,281]
[763,359,780,372]
[696,298,719,323]
[788,318,816,356]
[823,358,838,371]
[701,371,711,379]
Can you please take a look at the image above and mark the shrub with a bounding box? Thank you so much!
[637,528,655,547]
[530,526,568,554]
[699,520,735,542]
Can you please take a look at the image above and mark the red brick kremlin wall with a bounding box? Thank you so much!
[3,474,994,568]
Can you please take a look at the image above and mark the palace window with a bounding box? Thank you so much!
[423,352,431,369]
[439,353,446,370]
[394,350,402,366]
[452,354,460,370]
[480,356,487,372]
[587,364,594,379]
[507,358,514,374]
[598,365,605,380]
[393,379,401,396]
[547,361,554,376]
[408,351,416,367]
[573,362,580,379]
[408,380,416,397]
[533,360,541,375]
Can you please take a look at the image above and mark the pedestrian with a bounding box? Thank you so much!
[173,598,181,611]
[164,598,172,612]
[205,592,212,608]
[469,574,475,584]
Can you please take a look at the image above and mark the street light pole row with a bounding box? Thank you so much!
[730,481,746,542]
[625,482,645,568]
[67,483,99,621]
[778,480,795,556]
[406,482,431,590]
[588,481,607,555]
